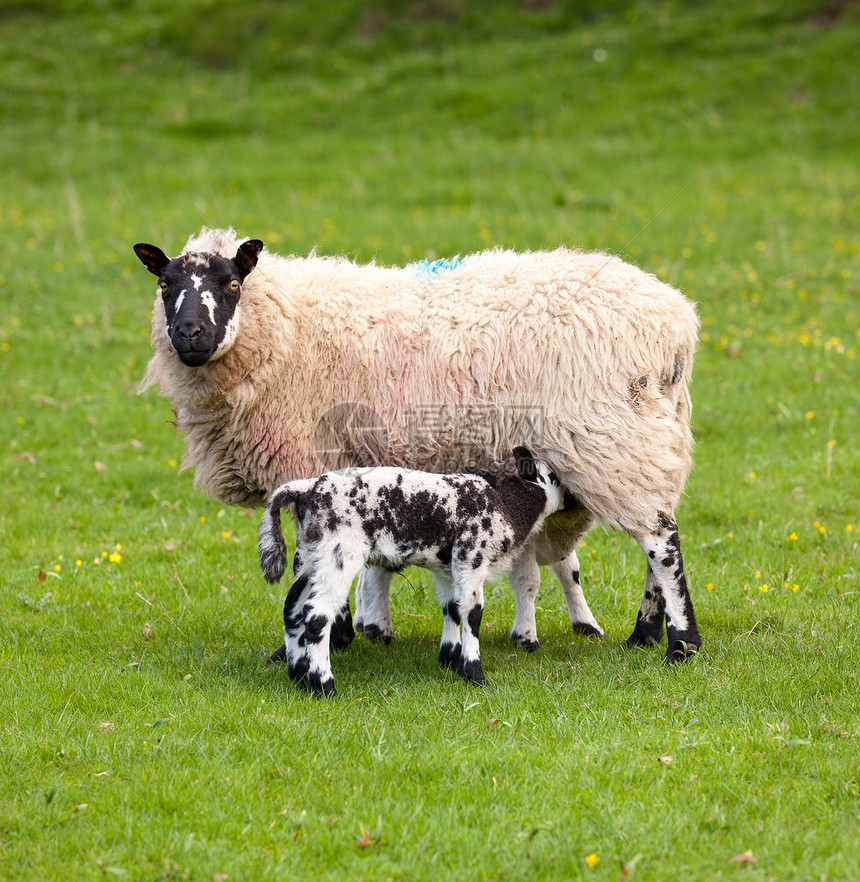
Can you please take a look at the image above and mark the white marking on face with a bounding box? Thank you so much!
[212,304,241,360]
[191,274,203,291]
[201,290,216,325]
[175,291,185,313]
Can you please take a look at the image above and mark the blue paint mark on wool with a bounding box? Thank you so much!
[411,255,465,275]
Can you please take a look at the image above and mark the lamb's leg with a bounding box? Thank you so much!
[632,514,701,663]
[455,573,486,685]
[268,548,304,665]
[354,566,394,644]
[329,600,355,651]
[549,547,604,638]
[300,564,359,697]
[432,573,462,670]
[520,505,597,648]
[508,550,541,652]
[626,563,665,647]
[280,570,313,683]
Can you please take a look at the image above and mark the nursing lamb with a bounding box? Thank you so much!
[258,448,565,695]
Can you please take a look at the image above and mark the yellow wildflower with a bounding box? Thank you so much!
[586,854,599,868]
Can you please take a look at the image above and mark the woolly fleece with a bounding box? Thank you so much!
[141,228,699,535]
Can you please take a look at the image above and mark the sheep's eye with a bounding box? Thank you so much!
[158,282,168,294]
[229,280,240,291]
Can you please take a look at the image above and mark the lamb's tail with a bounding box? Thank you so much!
[258,484,301,584]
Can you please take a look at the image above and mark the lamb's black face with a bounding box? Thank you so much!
[133,239,263,367]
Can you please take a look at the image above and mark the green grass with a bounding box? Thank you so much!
[1,1,859,878]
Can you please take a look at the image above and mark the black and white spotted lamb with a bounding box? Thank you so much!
[258,447,564,696]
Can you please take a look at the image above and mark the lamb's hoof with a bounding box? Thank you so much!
[306,671,336,697]
[665,640,700,665]
[330,611,356,651]
[361,623,393,645]
[438,641,462,669]
[458,658,485,685]
[287,656,309,684]
[572,622,604,638]
[510,632,540,653]
[266,643,287,666]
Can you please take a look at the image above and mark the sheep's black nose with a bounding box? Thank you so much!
[176,322,204,342]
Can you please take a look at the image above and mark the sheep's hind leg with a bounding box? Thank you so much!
[626,563,665,648]
[549,547,604,638]
[432,573,462,670]
[633,514,701,663]
[354,566,394,644]
[508,550,541,652]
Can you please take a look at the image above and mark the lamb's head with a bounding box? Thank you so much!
[512,446,565,515]
[133,238,263,367]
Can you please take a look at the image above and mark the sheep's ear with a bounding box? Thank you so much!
[513,446,537,480]
[134,243,171,277]
[234,239,264,281]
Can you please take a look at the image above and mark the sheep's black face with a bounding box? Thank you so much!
[133,239,263,367]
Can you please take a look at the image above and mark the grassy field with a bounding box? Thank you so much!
[2,0,859,879]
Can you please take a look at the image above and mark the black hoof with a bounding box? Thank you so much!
[572,622,604,638]
[457,657,485,685]
[510,632,540,653]
[626,612,664,648]
[306,671,336,697]
[665,639,700,665]
[361,623,393,645]
[287,656,309,684]
[438,641,462,669]
[266,643,287,666]
[330,611,356,651]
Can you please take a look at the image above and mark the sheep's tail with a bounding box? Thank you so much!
[258,484,300,584]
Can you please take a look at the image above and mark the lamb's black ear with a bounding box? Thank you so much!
[134,243,171,277]
[513,446,537,480]
[234,239,264,281]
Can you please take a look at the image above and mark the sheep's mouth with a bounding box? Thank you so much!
[174,346,214,367]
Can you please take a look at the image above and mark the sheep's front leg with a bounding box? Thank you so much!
[508,550,541,652]
[549,548,604,638]
[455,573,486,685]
[633,515,701,663]
[432,573,462,670]
[354,566,394,644]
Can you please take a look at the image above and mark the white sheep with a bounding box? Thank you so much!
[258,448,565,695]
[134,227,701,663]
